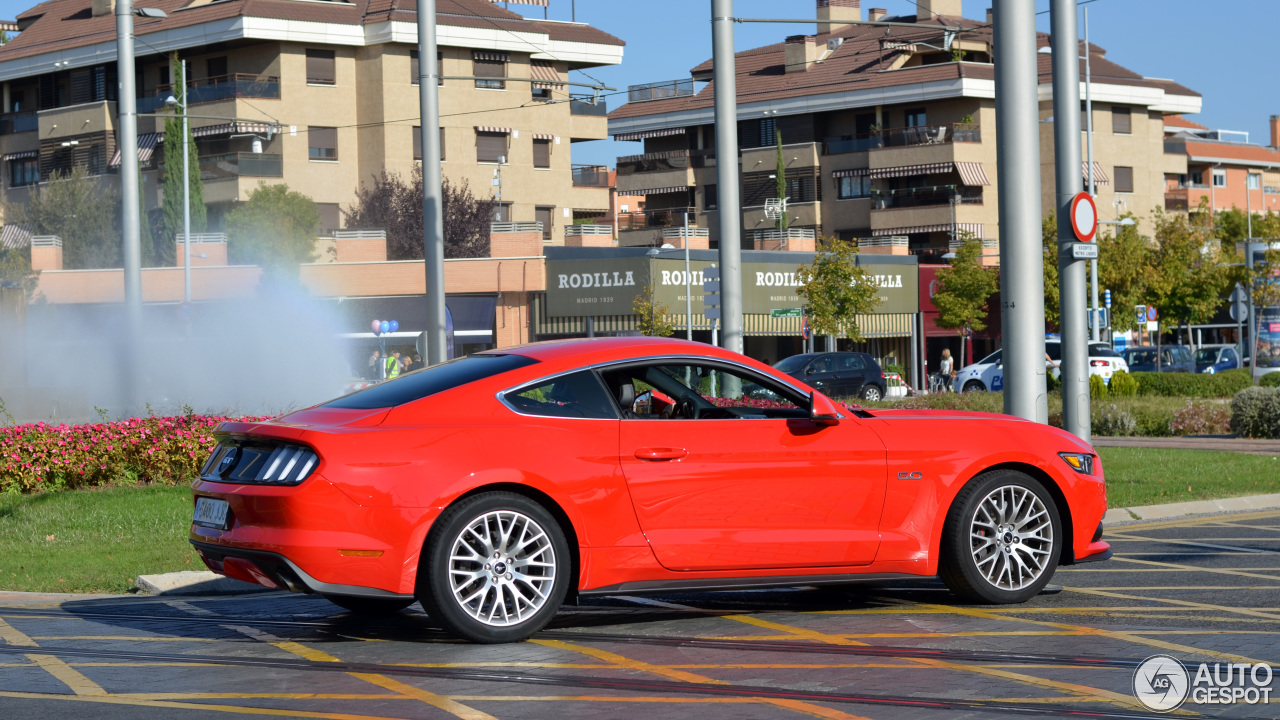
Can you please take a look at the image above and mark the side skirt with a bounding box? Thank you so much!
[579,572,922,597]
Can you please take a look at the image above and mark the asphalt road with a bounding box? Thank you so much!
[2,510,1279,720]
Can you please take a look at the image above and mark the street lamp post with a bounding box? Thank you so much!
[165,60,191,304]
[648,241,694,341]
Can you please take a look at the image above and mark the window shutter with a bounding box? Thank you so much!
[1111,106,1131,134]
[306,49,336,85]
[413,126,421,160]
[1114,166,1133,193]
[410,50,418,85]
[533,139,551,168]
[309,126,338,160]
[535,207,553,240]
[476,131,507,163]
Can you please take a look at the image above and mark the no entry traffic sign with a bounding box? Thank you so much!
[1070,191,1098,243]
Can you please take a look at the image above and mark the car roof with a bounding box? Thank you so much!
[492,336,758,368]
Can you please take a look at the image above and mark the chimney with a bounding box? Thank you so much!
[91,0,115,17]
[918,0,962,21]
[785,35,819,74]
[986,7,993,24]
[868,8,887,22]
[817,0,860,35]
[1272,115,1280,149]
[29,236,62,272]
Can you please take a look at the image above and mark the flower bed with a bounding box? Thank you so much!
[1,415,269,494]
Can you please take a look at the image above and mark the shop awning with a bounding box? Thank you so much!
[832,167,870,178]
[1,149,36,161]
[531,133,555,141]
[191,121,274,138]
[1083,161,1111,185]
[0,223,31,250]
[473,50,511,62]
[475,126,512,134]
[613,127,687,142]
[109,132,161,167]
[870,162,953,179]
[873,223,983,237]
[616,186,688,196]
[955,161,990,186]
[329,295,497,343]
[530,60,563,90]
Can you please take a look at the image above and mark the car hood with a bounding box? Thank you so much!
[864,408,1094,453]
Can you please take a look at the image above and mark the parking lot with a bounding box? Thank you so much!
[1,510,1278,720]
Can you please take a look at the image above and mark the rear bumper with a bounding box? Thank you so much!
[191,540,415,599]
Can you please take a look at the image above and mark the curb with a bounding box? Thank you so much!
[135,571,272,596]
[1103,492,1280,525]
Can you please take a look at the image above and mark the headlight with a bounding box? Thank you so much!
[1058,452,1095,475]
[1202,366,1215,374]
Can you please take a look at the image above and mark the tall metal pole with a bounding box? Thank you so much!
[180,60,192,304]
[418,0,447,365]
[683,213,692,341]
[993,0,1047,422]
[116,0,143,410]
[1085,7,1099,344]
[711,0,743,354]
[1050,0,1089,441]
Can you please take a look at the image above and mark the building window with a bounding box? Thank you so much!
[759,117,777,145]
[838,175,870,199]
[413,127,446,161]
[905,108,927,127]
[533,138,551,168]
[207,56,228,80]
[535,206,554,241]
[1114,165,1133,193]
[494,202,512,222]
[1111,105,1131,134]
[704,183,718,210]
[309,126,338,161]
[473,52,507,89]
[1247,173,1261,190]
[476,131,507,164]
[410,50,444,86]
[306,49,336,85]
[8,158,38,187]
[1212,169,1227,187]
[317,203,340,235]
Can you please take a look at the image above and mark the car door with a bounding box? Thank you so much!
[834,354,869,397]
[1223,348,1239,370]
[603,360,887,572]
[804,355,840,396]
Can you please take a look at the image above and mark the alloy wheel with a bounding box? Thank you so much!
[447,510,557,627]
[968,485,1054,591]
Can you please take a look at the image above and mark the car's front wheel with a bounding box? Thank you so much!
[962,380,985,393]
[324,595,416,615]
[939,470,1062,604]
[419,492,570,643]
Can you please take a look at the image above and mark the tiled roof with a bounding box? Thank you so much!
[0,0,620,64]
[1178,140,1280,167]
[1164,114,1208,130]
[611,16,1196,122]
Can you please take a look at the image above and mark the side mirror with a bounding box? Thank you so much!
[809,391,843,426]
[805,366,816,375]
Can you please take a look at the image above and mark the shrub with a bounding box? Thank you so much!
[1089,374,1107,399]
[1046,371,1061,392]
[1231,387,1280,439]
[1168,400,1232,436]
[1132,369,1252,398]
[0,414,269,494]
[1261,372,1280,389]
[1092,403,1137,437]
[1108,370,1138,397]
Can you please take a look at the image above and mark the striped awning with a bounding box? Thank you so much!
[956,161,990,186]
[613,127,687,142]
[2,149,36,161]
[530,60,563,90]
[870,162,953,179]
[475,126,512,134]
[192,121,273,138]
[473,50,511,63]
[832,167,870,178]
[873,223,983,237]
[616,186,688,197]
[0,224,31,250]
[109,132,162,167]
[487,0,547,5]
[1083,161,1111,185]
[531,133,555,141]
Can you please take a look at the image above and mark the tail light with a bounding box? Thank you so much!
[202,439,319,486]
[1090,360,1109,367]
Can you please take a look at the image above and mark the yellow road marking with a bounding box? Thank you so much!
[0,616,38,646]
[726,615,870,645]
[1066,586,1280,624]
[1108,556,1280,584]
[0,690,424,720]
[29,636,219,642]
[1118,510,1280,532]
[25,654,107,696]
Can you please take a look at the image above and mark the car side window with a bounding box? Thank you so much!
[807,356,835,375]
[601,362,808,420]
[504,371,617,419]
[837,355,867,371]
[1225,348,1237,362]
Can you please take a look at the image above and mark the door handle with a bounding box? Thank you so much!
[635,447,687,461]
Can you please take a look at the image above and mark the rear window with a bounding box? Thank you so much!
[1089,344,1121,358]
[323,354,538,410]
[773,355,809,373]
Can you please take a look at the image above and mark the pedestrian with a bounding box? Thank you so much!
[937,348,955,393]
[401,354,414,373]
[367,349,382,380]
[385,351,402,379]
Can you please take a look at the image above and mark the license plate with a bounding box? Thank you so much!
[194,497,230,529]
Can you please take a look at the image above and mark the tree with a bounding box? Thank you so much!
[159,52,206,263]
[1096,212,1152,332]
[344,165,496,260]
[5,165,120,269]
[0,246,38,296]
[774,128,788,231]
[633,285,674,337]
[226,182,319,278]
[796,237,881,342]
[932,234,999,369]
[1147,209,1231,347]
[1042,212,1060,330]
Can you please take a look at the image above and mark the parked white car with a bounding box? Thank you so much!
[952,341,1129,393]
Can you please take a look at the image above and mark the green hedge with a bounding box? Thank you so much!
[1261,372,1280,388]
[1230,387,1280,439]
[1133,369,1252,398]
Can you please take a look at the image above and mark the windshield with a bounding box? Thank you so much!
[323,354,538,409]
[773,355,810,374]
[976,350,1002,366]
[1124,349,1157,365]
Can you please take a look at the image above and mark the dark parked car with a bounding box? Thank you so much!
[1122,345,1195,373]
[774,352,886,401]
[1194,346,1241,374]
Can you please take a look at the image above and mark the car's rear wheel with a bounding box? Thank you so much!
[419,492,569,643]
[860,384,883,402]
[939,470,1062,604]
[324,595,415,615]
[963,380,985,393]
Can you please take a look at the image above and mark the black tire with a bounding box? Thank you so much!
[324,595,415,615]
[418,491,570,643]
[860,384,884,402]
[939,470,1062,604]
[962,380,985,393]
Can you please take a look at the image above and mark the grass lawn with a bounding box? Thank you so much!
[1098,447,1280,508]
[0,484,200,594]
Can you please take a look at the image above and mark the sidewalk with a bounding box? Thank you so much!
[1094,435,1280,455]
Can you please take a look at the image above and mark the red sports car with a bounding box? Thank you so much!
[190,337,1110,643]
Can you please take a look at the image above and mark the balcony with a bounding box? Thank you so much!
[0,111,37,135]
[617,207,696,232]
[572,164,610,187]
[616,149,711,175]
[872,186,983,210]
[824,135,881,154]
[875,123,981,149]
[742,142,819,172]
[139,74,281,112]
[199,152,283,181]
[627,79,695,104]
[569,98,607,116]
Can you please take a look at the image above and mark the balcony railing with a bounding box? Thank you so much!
[1165,193,1189,211]
[1171,182,1209,190]
[0,111,37,135]
[572,164,610,187]
[824,135,881,154]
[569,98,607,116]
[876,123,981,148]
[140,74,281,112]
[617,207,696,232]
[627,79,695,103]
[616,149,714,175]
[199,152,283,180]
[872,186,983,209]
[1267,186,1280,195]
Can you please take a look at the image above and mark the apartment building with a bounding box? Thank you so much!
[1163,115,1280,217]
[607,0,1199,258]
[0,0,622,245]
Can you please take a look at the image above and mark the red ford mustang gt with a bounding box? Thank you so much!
[190,337,1110,643]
